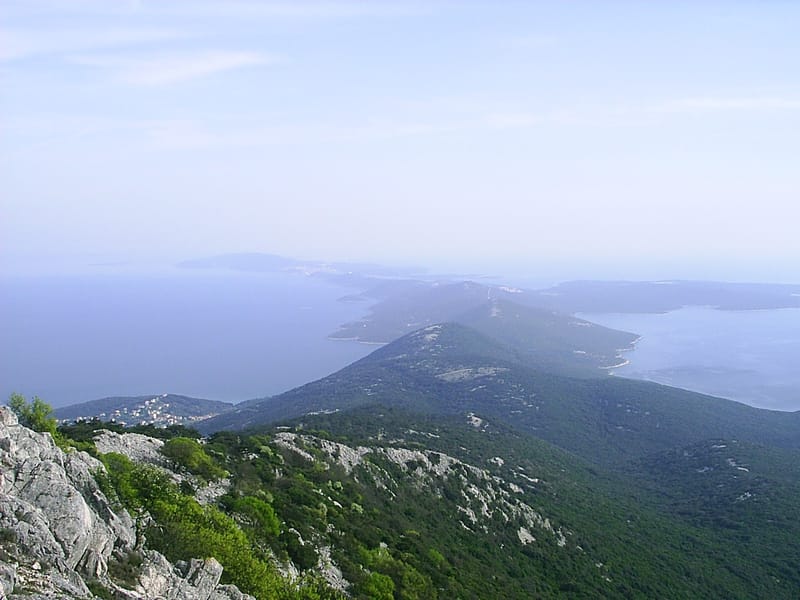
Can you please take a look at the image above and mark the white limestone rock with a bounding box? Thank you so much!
[0,408,253,600]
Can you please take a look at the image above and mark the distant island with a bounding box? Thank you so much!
[179,253,800,314]
[178,252,423,279]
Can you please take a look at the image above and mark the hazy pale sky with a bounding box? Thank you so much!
[2,1,799,279]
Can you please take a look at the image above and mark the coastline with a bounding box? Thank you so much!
[327,335,387,346]
[600,359,631,371]
[600,335,642,372]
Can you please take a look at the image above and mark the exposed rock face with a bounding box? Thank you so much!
[0,407,129,598]
[93,430,167,467]
[93,429,230,506]
[0,408,252,600]
[273,430,570,547]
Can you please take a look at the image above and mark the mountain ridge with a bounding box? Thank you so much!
[197,322,800,472]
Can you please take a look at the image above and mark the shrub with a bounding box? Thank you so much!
[161,437,227,481]
[7,393,59,438]
[231,496,281,538]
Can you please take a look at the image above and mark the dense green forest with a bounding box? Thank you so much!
[51,401,800,599]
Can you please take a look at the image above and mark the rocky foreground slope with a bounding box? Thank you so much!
[1,398,582,599]
[0,407,251,600]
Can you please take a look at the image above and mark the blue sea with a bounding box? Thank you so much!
[0,270,373,407]
[580,307,800,412]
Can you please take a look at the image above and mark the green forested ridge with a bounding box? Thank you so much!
[21,315,800,598]
[456,298,638,376]
[329,284,638,376]
[191,322,800,598]
[200,323,800,467]
[54,404,800,599]
[282,407,800,598]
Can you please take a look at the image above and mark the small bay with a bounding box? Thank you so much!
[580,307,800,411]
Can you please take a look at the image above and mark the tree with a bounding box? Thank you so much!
[360,572,395,600]
[7,393,59,437]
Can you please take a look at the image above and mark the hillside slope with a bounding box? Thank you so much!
[55,393,234,427]
[200,323,800,468]
[56,405,800,598]
[330,282,638,375]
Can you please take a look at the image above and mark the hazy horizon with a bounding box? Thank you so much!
[3,1,799,279]
[3,250,799,286]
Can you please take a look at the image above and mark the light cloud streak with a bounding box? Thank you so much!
[501,34,559,49]
[141,1,432,20]
[0,28,186,62]
[656,97,800,113]
[71,51,275,86]
[484,110,577,129]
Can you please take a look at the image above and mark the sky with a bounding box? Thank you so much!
[2,0,799,281]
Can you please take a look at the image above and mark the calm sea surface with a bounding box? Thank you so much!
[580,307,800,411]
[1,271,373,406]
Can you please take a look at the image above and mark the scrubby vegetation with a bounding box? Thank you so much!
[9,380,800,599]
[55,403,800,598]
[161,436,228,481]
[95,449,341,599]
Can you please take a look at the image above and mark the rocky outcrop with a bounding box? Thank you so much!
[93,429,230,506]
[273,430,570,547]
[93,430,167,467]
[0,407,252,600]
[0,407,129,598]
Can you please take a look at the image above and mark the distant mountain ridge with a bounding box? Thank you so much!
[179,253,800,313]
[51,270,800,431]
[457,297,637,374]
[198,322,800,470]
[178,252,420,278]
[55,393,233,427]
[330,281,638,367]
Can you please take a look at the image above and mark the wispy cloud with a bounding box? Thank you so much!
[2,0,433,24]
[140,117,464,150]
[0,28,186,62]
[501,34,558,49]
[71,51,275,86]
[656,96,800,113]
[484,110,576,129]
[146,1,433,20]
